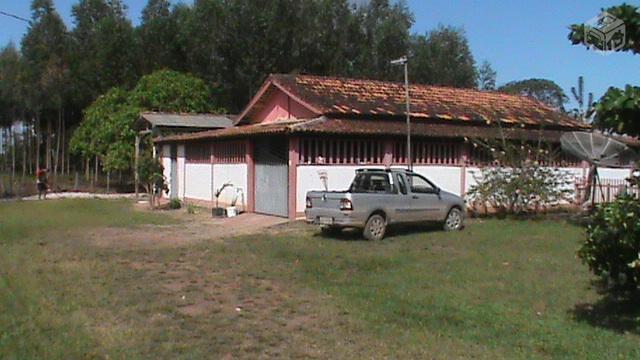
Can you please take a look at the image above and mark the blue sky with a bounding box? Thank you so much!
[0,0,638,110]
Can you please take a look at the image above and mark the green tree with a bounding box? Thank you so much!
[130,69,216,112]
[0,44,23,123]
[21,0,70,173]
[352,0,414,81]
[568,4,640,136]
[569,4,640,299]
[568,3,639,54]
[137,0,186,74]
[70,0,139,109]
[477,60,497,90]
[0,43,24,192]
[410,25,477,88]
[71,70,222,174]
[498,79,568,111]
[593,85,640,136]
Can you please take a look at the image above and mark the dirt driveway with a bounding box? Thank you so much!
[89,205,290,249]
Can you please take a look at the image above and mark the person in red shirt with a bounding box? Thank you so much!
[36,168,48,200]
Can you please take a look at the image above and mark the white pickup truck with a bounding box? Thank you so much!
[305,168,466,240]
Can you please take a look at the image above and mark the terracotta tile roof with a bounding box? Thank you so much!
[239,74,587,129]
[157,117,573,143]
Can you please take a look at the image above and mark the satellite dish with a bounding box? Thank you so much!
[560,131,637,208]
[560,131,636,167]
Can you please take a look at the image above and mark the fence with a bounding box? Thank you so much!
[575,177,638,204]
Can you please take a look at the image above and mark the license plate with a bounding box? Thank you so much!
[318,216,334,225]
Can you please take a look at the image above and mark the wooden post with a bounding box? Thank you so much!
[245,139,255,212]
[383,139,393,167]
[288,137,299,220]
[93,155,98,189]
[460,143,470,196]
[134,134,140,199]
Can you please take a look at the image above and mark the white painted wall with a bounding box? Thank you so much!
[184,163,212,200]
[213,164,247,209]
[177,145,186,199]
[297,164,633,212]
[296,165,380,213]
[181,162,248,208]
[161,144,172,198]
[598,167,632,179]
[296,165,465,212]
[412,166,462,195]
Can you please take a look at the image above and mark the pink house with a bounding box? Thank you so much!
[156,74,627,219]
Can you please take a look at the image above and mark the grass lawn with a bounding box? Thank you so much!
[1,199,638,358]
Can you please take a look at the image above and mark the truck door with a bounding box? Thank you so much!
[392,173,418,222]
[406,173,442,221]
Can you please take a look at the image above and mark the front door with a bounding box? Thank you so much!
[254,138,288,217]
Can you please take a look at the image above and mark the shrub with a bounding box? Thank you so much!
[187,204,196,214]
[579,194,640,292]
[467,162,573,215]
[139,155,168,209]
[465,132,574,216]
[168,198,182,210]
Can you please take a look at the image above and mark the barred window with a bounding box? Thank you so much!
[299,138,384,165]
[212,141,246,164]
[186,143,210,163]
[468,143,494,166]
[468,142,582,167]
[393,140,462,165]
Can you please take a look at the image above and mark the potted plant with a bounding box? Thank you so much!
[212,182,233,217]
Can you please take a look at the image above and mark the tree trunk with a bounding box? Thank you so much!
[61,113,65,176]
[35,115,40,172]
[22,121,27,180]
[85,157,89,182]
[54,110,62,184]
[11,125,16,195]
[27,120,33,175]
[46,117,52,171]
[94,155,99,189]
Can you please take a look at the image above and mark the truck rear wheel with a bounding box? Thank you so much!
[363,214,386,241]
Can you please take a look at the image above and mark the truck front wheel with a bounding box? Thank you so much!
[363,214,386,241]
[443,208,464,231]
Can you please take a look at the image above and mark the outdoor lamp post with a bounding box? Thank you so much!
[391,56,412,170]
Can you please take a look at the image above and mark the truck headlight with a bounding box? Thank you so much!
[339,199,353,211]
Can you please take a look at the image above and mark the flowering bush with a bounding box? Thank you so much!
[467,161,573,215]
[466,138,573,215]
[579,194,640,292]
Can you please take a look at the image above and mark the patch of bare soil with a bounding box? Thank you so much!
[82,208,368,357]
[88,206,290,249]
[124,252,359,358]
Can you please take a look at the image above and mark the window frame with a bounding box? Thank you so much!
[407,173,439,194]
[349,172,394,194]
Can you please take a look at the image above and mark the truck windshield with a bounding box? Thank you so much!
[349,172,392,193]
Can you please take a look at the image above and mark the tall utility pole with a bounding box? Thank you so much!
[391,56,412,170]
